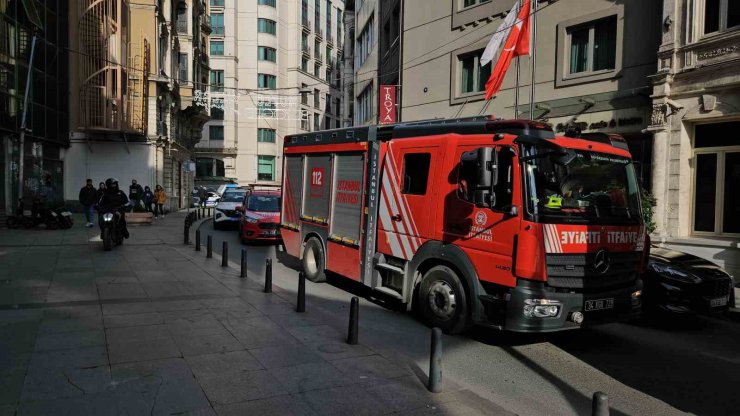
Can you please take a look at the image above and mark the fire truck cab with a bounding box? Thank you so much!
[282,118,647,333]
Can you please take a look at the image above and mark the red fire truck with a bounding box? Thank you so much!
[281,118,647,333]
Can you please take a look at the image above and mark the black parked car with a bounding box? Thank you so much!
[643,246,735,316]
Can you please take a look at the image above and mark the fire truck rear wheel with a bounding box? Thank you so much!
[302,237,327,283]
[419,265,470,334]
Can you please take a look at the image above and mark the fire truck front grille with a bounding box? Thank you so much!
[545,252,640,290]
[258,222,279,230]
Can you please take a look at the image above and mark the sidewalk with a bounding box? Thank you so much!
[0,211,512,416]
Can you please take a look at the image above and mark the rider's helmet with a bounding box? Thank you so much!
[105,178,119,192]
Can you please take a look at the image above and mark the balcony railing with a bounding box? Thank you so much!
[201,14,212,34]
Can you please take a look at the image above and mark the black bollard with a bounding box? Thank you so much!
[184,224,190,245]
[428,327,442,393]
[222,241,229,267]
[347,297,359,345]
[197,209,201,220]
[206,235,213,258]
[592,392,609,416]
[264,258,272,293]
[195,229,201,251]
[296,271,306,312]
[240,248,247,278]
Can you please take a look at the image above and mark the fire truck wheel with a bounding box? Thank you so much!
[302,237,327,283]
[419,265,470,334]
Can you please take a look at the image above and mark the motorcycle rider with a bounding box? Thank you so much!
[97,178,130,239]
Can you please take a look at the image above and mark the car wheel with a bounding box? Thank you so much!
[418,265,470,334]
[302,237,326,283]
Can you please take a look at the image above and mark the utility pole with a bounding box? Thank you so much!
[17,36,38,203]
[528,0,537,120]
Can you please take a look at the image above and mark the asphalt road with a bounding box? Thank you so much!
[204,221,740,416]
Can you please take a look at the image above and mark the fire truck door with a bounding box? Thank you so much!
[378,143,439,260]
[444,145,519,286]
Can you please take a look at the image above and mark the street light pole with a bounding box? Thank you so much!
[17,36,38,202]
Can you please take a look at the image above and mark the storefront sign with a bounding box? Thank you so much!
[697,44,739,60]
[379,85,397,125]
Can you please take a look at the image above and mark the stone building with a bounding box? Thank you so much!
[64,0,210,212]
[194,0,345,189]
[650,0,740,276]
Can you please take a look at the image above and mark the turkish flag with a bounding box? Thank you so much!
[484,0,531,100]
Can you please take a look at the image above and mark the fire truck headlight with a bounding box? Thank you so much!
[631,290,642,307]
[523,299,562,318]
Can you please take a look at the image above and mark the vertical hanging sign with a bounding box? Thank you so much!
[379,85,397,125]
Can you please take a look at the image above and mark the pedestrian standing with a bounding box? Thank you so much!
[129,179,144,210]
[78,179,97,227]
[143,186,154,214]
[154,185,167,219]
[95,182,106,205]
[198,186,208,208]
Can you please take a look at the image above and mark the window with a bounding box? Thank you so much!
[335,119,341,129]
[209,125,224,140]
[301,112,310,130]
[178,53,188,81]
[257,74,276,89]
[315,39,322,60]
[302,0,309,24]
[302,57,309,72]
[301,84,309,105]
[402,153,431,195]
[567,16,617,75]
[326,68,332,83]
[258,0,276,7]
[334,98,341,116]
[210,40,224,55]
[458,50,490,94]
[258,46,277,62]
[210,70,224,92]
[210,0,224,6]
[337,9,342,43]
[324,115,331,129]
[302,33,309,53]
[326,1,332,35]
[211,100,224,120]
[177,7,188,34]
[325,93,331,112]
[315,0,321,30]
[356,16,374,67]
[326,46,332,64]
[258,101,276,116]
[463,0,491,7]
[704,0,740,34]
[314,63,321,78]
[314,114,321,131]
[356,83,373,124]
[211,13,224,35]
[693,121,740,236]
[314,88,320,108]
[258,128,276,143]
[258,18,277,35]
[258,156,275,181]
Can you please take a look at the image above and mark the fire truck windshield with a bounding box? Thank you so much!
[247,195,280,212]
[521,144,641,225]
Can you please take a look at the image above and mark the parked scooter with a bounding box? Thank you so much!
[6,198,73,229]
[99,209,125,251]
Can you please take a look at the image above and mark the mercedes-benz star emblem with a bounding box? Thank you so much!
[593,249,610,274]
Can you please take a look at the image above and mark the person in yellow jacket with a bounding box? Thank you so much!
[153,185,167,219]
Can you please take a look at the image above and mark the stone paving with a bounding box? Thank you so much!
[0,212,511,415]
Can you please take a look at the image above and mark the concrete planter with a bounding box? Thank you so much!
[127,212,154,225]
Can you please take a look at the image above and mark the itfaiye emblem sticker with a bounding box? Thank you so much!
[475,211,487,226]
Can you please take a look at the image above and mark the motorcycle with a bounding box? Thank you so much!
[100,210,125,251]
[6,199,73,230]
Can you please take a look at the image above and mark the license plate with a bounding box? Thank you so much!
[710,297,728,308]
[265,230,279,236]
[61,212,72,216]
[585,298,614,311]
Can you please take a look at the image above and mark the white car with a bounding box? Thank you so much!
[213,189,247,229]
[193,191,221,208]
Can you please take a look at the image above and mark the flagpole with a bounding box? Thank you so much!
[528,0,537,120]
[515,57,520,119]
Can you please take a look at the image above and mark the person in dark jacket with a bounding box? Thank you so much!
[143,186,154,213]
[129,179,144,210]
[98,178,130,239]
[198,186,208,208]
[95,182,106,205]
[78,179,98,227]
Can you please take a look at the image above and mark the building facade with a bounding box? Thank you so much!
[1,0,69,217]
[64,0,210,212]
[195,0,344,188]
[399,0,661,195]
[650,0,740,277]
